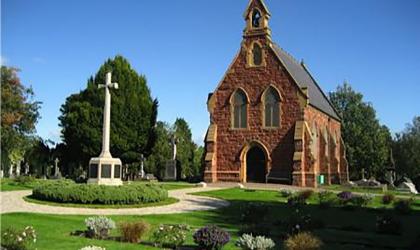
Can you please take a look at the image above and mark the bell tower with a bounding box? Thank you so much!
[243,0,272,40]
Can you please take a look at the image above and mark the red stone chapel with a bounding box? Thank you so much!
[204,0,349,187]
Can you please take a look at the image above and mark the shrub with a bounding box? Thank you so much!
[32,181,168,205]
[350,194,372,207]
[193,225,230,250]
[317,191,337,208]
[14,176,36,185]
[1,226,37,250]
[297,190,314,200]
[280,209,323,235]
[393,199,413,215]
[79,246,106,250]
[152,224,190,249]
[236,234,275,250]
[118,221,149,243]
[280,189,294,198]
[85,216,115,239]
[382,193,395,205]
[239,203,269,224]
[284,232,322,250]
[376,214,402,235]
[287,196,307,206]
[337,191,353,205]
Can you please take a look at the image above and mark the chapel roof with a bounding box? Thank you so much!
[272,44,341,120]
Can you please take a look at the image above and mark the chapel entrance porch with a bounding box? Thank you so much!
[240,141,270,183]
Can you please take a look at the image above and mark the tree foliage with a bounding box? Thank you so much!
[59,56,157,173]
[329,83,391,179]
[1,66,41,171]
[393,116,420,179]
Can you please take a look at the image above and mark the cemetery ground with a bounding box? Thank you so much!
[1,183,420,250]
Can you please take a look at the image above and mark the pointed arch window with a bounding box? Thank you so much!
[252,9,262,28]
[263,87,280,127]
[232,89,248,129]
[252,43,263,66]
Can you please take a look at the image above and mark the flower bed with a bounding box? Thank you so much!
[32,180,168,205]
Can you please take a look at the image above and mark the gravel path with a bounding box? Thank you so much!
[0,187,229,215]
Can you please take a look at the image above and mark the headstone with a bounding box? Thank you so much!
[145,173,157,181]
[164,160,177,181]
[0,170,3,178]
[196,182,207,188]
[24,163,30,175]
[8,165,14,178]
[140,154,145,179]
[15,161,21,177]
[398,182,418,194]
[238,183,245,189]
[54,158,62,178]
[361,168,367,181]
[164,135,178,181]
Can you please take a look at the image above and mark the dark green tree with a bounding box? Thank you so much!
[59,56,157,174]
[145,121,172,179]
[174,118,196,179]
[329,82,391,179]
[393,116,420,179]
[1,66,41,173]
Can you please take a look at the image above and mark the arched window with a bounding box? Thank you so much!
[252,43,263,66]
[264,87,280,127]
[252,9,262,28]
[232,89,248,128]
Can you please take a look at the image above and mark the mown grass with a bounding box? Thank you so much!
[2,188,420,250]
[324,184,420,197]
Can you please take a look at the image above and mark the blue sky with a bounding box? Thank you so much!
[2,0,419,145]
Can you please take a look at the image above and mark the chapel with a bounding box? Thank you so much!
[203,0,349,187]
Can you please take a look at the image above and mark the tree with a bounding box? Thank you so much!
[145,121,172,179]
[174,118,196,179]
[1,66,41,173]
[329,82,391,179]
[393,116,420,179]
[59,56,157,174]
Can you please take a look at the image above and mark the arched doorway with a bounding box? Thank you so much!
[246,146,267,183]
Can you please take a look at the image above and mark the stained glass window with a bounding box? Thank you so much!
[253,43,262,66]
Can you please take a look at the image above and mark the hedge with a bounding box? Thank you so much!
[32,180,168,205]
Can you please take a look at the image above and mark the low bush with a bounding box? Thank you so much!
[239,203,270,224]
[1,226,37,250]
[350,194,372,207]
[287,196,307,206]
[193,225,230,250]
[118,221,149,243]
[393,199,413,215]
[280,209,323,235]
[152,224,190,249]
[284,232,322,250]
[376,214,402,235]
[32,181,168,205]
[280,189,294,198]
[297,190,314,200]
[236,234,275,250]
[382,193,395,205]
[85,216,115,239]
[317,191,337,208]
[337,191,353,205]
[14,176,36,185]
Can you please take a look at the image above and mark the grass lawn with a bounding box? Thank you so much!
[2,188,420,249]
[324,184,420,198]
[0,178,195,192]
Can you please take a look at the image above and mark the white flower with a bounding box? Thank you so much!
[17,237,23,242]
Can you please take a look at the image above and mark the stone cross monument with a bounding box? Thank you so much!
[88,72,123,186]
[54,158,61,178]
[140,154,145,179]
[164,135,178,180]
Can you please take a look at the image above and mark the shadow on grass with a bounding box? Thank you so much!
[188,190,420,250]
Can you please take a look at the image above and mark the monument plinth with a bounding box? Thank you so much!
[88,72,123,186]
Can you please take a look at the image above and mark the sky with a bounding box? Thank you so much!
[2,0,420,145]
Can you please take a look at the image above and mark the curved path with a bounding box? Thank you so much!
[0,187,229,215]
